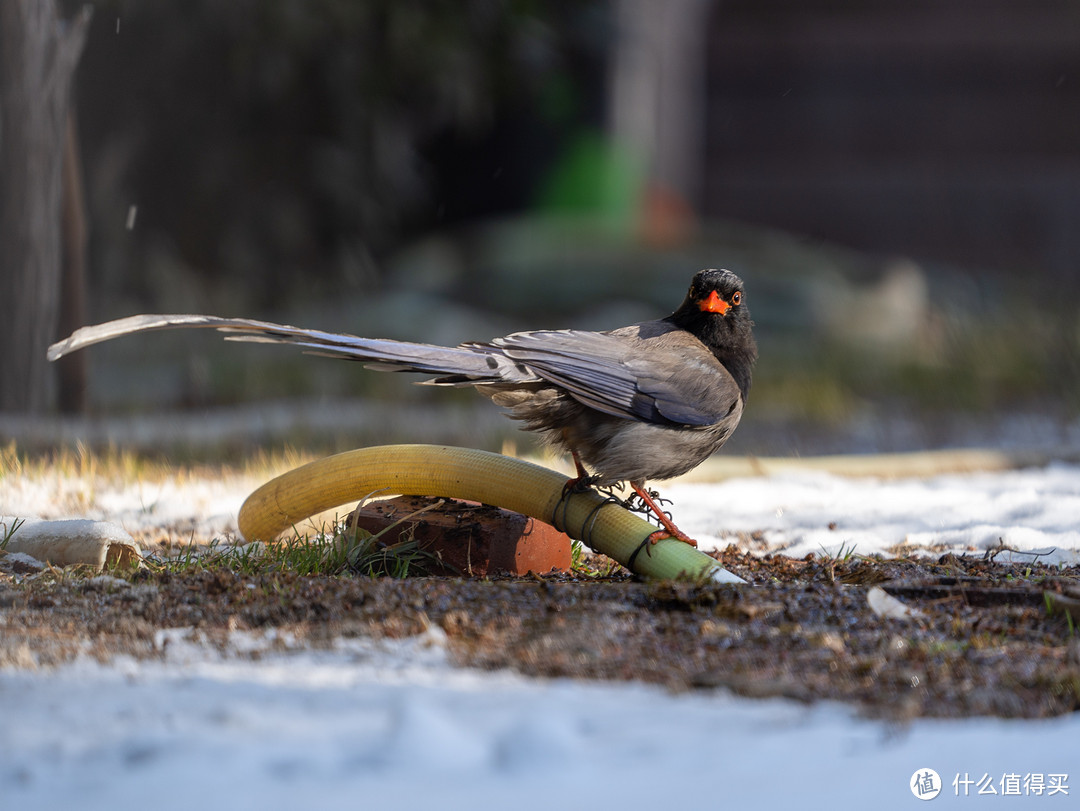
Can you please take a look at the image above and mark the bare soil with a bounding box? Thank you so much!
[2,545,1078,722]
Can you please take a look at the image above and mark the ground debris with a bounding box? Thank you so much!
[1,550,1078,720]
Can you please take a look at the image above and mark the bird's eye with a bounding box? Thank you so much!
[731,291,742,305]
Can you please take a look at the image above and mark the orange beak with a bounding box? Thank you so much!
[698,290,729,315]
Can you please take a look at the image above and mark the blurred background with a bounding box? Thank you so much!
[3,0,1080,459]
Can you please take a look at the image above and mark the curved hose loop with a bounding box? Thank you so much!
[238,444,744,583]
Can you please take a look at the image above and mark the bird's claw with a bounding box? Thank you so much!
[562,474,602,495]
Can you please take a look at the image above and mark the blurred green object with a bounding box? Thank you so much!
[534,130,645,231]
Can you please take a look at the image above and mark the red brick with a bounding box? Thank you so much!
[347,495,571,577]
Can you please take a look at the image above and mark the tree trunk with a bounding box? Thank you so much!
[0,2,91,413]
[57,111,89,414]
[610,0,710,210]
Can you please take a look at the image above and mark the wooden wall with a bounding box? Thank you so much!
[703,1,1080,282]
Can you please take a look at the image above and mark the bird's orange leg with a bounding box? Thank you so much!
[562,449,602,490]
[630,481,698,547]
[569,449,590,481]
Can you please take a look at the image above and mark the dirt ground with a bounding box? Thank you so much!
[2,542,1078,722]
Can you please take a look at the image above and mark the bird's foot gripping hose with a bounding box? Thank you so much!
[238,444,745,583]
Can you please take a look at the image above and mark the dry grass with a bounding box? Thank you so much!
[0,440,316,485]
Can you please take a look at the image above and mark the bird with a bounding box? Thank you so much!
[49,268,757,546]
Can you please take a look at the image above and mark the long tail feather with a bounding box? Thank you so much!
[48,313,531,382]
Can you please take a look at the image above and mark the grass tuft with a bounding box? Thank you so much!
[142,499,445,579]
[1,516,25,551]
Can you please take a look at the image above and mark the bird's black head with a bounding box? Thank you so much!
[668,268,758,396]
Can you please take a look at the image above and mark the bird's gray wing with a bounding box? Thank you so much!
[491,329,739,426]
[48,314,532,382]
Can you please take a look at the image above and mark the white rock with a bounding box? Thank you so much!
[1,517,141,570]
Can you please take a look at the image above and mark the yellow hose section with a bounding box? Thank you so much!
[237,444,743,582]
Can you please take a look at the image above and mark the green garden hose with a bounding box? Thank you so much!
[238,444,744,582]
